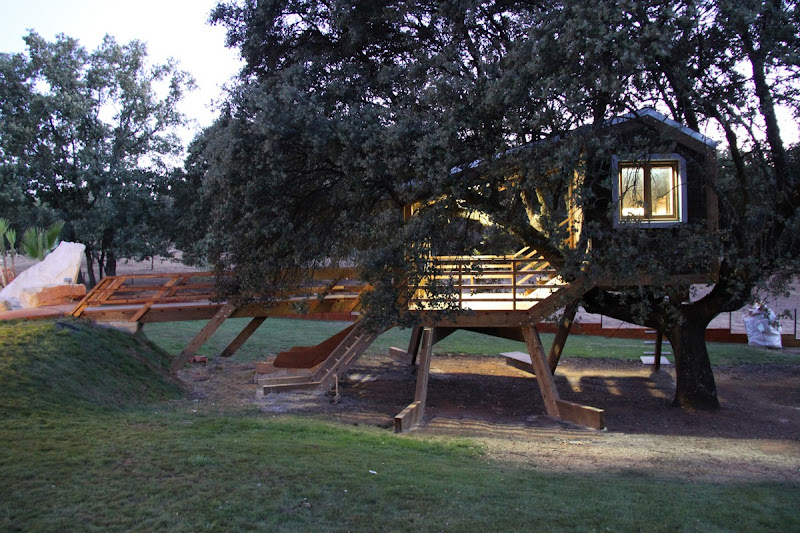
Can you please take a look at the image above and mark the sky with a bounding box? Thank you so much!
[1,1,797,147]
[0,0,243,144]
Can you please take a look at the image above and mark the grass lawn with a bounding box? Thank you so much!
[142,317,798,366]
[1,318,797,531]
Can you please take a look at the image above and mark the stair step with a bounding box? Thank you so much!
[643,351,672,356]
[256,374,314,386]
[262,380,324,394]
[260,329,379,395]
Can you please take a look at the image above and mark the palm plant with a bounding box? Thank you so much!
[0,218,8,287]
[5,228,16,276]
[21,221,64,261]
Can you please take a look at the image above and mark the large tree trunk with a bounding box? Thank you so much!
[582,287,722,410]
[84,247,97,288]
[104,249,117,277]
[666,313,720,410]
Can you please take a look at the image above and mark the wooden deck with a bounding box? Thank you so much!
[52,255,607,431]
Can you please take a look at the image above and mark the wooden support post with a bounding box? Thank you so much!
[653,330,663,372]
[548,300,579,373]
[219,316,267,358]
[395,328,434,432]
[431,327,457,345]
[170,302,237,372]
[524,326,605,430]
[522,327,561,417]
[408,326,424,365]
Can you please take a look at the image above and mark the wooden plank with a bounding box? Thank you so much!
[219,317,267,358]
[389,347,411,363]
[555,400,606,430]
[407,326,424,365]
[70,276,113,317]
[128,275,183,323]
[257,375,314,386]
[395,328,433,433]
[463,327,526,342]
[394,401,423,433]
[170,302,237,372]
[522,327,561,417]
[502,350,535,374]
[640,356,671,365]
[548,300,579,372]
[653,330,663,371]
[95,277,127,305]
[500,351,532,364]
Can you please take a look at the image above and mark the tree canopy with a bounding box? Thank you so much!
[180,0,800,409]
[0,32,194,284]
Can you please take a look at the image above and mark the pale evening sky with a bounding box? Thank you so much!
[1,1,797,146]
[0,0,243,144]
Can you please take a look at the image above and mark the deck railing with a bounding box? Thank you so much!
[70,268,364,319]
[410,248,566,311]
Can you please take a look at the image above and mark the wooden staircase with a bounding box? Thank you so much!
[259,325,381,397]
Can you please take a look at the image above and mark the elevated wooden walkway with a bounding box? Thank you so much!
[62,253,606,430]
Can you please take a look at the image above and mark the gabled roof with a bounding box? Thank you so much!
[607,108,718,148]
[450,107,718,175]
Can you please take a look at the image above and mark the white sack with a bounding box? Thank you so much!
[0,241,85,309]
[743,304,783,348]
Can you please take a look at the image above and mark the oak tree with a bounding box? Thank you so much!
[184,0,799,409]
[0,32,194,284]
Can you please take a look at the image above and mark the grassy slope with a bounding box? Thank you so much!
[0,318,797,531]
[0,318,181,416]
[144,317,798,365]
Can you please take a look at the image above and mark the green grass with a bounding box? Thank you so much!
[0,318,181,416]
[2,411,798,532]
[1,318,797,531]
[142,317,798,365]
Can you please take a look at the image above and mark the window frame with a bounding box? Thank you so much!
[611,154,688,227]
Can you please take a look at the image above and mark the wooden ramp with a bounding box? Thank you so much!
[273,324,356,368]
[259,324,381,397]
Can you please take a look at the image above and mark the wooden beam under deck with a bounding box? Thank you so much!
[395,328,434,433]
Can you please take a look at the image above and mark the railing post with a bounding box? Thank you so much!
[458,262,463,310]
[512,259,517,311]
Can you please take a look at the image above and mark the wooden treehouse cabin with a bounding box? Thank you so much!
[71,109,718,432]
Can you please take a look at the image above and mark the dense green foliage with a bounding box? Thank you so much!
[176,0,800,409]
[0,33,194,284]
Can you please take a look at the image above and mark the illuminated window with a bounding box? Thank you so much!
[613,155,686,226]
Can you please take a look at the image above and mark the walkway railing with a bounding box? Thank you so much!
[70,268,364,322]
[410,248,566,311]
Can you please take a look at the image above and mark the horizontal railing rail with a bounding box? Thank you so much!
[410,250,566,311]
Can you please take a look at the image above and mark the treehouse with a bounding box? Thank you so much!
[71,109,719,432]
[406,108,719,316]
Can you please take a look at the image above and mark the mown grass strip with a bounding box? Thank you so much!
[1,411,797,532]
[143,317,798,365]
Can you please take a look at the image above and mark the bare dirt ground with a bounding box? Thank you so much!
[180,352,800,483]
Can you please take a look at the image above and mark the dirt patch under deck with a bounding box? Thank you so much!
[180,352,800,483]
